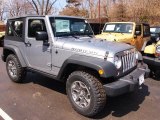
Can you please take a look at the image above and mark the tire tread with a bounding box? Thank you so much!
[6,54,26,83]
[67,71,106,117]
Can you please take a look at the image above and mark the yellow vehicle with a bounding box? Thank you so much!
[0,31,5,46]
[96,22,150,51]
[143,33,160,78]
[0,22,5,46]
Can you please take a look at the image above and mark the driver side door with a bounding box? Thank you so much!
[25,18,52,73]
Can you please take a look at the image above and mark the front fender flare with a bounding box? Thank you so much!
[57,55,117,79]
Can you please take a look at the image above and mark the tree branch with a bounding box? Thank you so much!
[46,0,57,14]
[26,0,39,15]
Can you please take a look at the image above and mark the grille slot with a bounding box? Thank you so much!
[121,50,136,72]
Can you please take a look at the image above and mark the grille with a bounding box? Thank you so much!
[121,50,136,72]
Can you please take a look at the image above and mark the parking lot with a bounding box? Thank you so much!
[0,47,160,120]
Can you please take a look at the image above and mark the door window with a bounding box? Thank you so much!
[28,19,47,38]
[135,25,141,36]
[7,20,23,38]
[143,25,150,37]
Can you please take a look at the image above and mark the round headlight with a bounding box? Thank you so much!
[156,46,160,53]
[135,51,139,60]
[114,56,122,69]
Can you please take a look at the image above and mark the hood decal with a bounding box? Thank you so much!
[71,48,98,55]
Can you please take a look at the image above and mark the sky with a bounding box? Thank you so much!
[54,0,67,13]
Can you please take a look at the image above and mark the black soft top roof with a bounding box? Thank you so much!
[8,15,85,20]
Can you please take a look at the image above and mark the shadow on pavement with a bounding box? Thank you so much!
[150,72,160,81]
[23,72,150,119]
[93,84,150,119]
[23,72,66,94]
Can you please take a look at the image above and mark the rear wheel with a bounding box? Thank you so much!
[6,54,26,83]
[66,71,106,117]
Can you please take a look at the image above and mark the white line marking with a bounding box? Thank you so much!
[0,108,13,120]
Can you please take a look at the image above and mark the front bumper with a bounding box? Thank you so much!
[103,63,150,97]
[143,56,160,69]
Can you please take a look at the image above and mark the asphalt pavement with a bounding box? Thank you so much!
[0,47,160,120]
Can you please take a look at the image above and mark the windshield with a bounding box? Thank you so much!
[143,25,150,37]
[150,27,160,34]
[103,23,133,33]
[49,17,93,37]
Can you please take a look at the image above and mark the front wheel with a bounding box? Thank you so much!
[6,54,26,83]
[66,71,106,117]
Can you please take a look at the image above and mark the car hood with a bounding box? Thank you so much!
[54,36,134,58]
[96,33,133,42]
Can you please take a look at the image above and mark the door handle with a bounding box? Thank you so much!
[25,41,31,47]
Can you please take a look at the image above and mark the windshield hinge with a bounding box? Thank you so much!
[47,48,52,53]
[47,63,52,67]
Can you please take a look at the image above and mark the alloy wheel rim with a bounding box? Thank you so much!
[71,81,91,108]
[8,60,17,78]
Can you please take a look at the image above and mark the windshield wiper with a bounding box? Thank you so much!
[71,31,80,39]
[115,31,124,35]
[120,32,124,35]
[86,34,93,38]
[71,34,79,39]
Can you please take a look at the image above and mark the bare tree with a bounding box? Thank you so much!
[0,0,6,20]
[5,0,33,17]
[1,0,160,25]
[26,0,58,15]
[59,0,88,17]
[84,0,108,19]
[8,1,22,17]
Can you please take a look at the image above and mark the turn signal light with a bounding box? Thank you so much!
[98,69,104,75]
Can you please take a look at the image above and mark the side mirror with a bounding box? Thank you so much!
[135,31,141,36]
[36,31,48,42]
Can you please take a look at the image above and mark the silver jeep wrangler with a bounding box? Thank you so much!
[2,15,150,117]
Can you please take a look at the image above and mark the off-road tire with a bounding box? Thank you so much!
[6,54,26,83]
[66,71,106,117]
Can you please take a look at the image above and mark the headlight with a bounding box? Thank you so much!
[135,51,143,61]
[135,51,139,60]
[155,46,160,58]
[156,46,160,53]
[114,56,122,69]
